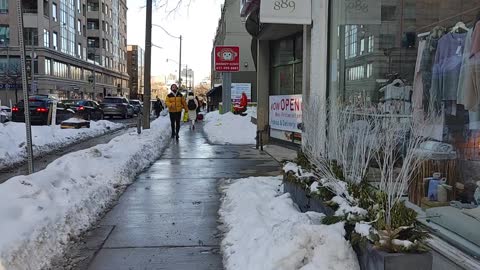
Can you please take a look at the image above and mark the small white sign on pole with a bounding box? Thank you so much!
[269,95,302,133]
[260,0,312,25]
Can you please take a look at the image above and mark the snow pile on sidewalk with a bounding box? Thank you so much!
[219,177,360,270]
[204,107,256,145]
[0,117,171,270]
[0,120,123,170]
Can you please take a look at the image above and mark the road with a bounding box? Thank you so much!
[0,116,142,184]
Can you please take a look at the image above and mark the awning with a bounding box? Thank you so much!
[207,85,222,97]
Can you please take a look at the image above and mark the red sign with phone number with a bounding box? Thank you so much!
[214,46,240,72]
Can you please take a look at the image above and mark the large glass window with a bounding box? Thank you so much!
[0,25,9,46]
[24,28,38,46]
[270,33,303,95]
[0,0,7,14]
[328,0,480,251]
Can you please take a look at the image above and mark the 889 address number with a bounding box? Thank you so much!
[273,0,296,12]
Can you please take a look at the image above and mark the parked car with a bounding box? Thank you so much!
[129,99,143,114]
[64,99,104,120]
[0,106,12,123]
[11,95,75,125]
[100,97,134,119]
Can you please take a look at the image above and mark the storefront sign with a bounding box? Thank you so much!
[260,0,312,25]
[269,95,302,133]
[214,46,240,72]
[339,0,381,25]
[231,83,252,102]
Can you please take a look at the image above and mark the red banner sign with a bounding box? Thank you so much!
[215,46,240,72]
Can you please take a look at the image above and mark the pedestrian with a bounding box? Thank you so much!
[166,84,187,140]
[195,96,201,114]
[153,96,164,118]
[187,92,199,130]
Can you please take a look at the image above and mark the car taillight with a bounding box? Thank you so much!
[12,107,19,112]
[36,107,49,113]
[78,106,85,111]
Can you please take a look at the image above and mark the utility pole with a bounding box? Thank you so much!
[143,0,152,129]
[185,64,188,91]
[179,35,182,87]
[17,0,34,174]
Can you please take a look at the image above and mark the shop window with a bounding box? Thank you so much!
[270,33,303,95]
[328,0,480,251]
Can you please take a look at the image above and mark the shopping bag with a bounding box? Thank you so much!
[183,111,189,122]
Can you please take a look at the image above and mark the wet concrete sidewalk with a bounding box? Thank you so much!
[72,122,280,270]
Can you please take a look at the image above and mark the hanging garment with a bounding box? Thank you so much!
[413,40,427,111]
[457,29,473,106]
[421,27,445,112]
[430,32,467,108]
[463,21,480,114]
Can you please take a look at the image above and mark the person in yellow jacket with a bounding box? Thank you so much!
[165,84,188,140]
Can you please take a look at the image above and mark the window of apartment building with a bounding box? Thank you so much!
[43,29,50,47]
[87,37,99,48]
[52,3,57,21]
[0,25,9,46]
[77,43,82,57]
[43,0,49,17]
[270,33,303,96]
[76,0,80,13]
[327,0,480,253]
[87,19,99,30]
[24,28,38,46]
[102,3,105,14]
[0,0,7,14]
[52,32,58,49]
[77,19,81,34]
[44,58,51,75]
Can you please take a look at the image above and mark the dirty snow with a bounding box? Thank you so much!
[204,108,256,145]
[0,120,123,170]
[0,116,170,270]
[219,176,360,270]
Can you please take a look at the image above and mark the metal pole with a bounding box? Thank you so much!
[222,72,232,114]
[17,0,34,174]
[179,35,182,87]
[143,0,152,129]
[30,47,34,94]
[185,64,188,91]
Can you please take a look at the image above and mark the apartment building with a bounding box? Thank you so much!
[127,45,144,99]
[0,0,129,104]
[211,0,257,102]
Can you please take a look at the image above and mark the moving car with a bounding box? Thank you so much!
[11,95,75,125]
[100,97,134,119]
[64,100,104,120]
[129,99,143,114]
[0,106,11,123]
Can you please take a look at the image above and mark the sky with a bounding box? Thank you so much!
[127,0,224,83]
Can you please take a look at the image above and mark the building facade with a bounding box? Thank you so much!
[242,0,480,269]
[127,45,144,99]
[0,0,128,105]
[211,0,257,102]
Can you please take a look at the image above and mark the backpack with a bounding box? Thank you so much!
[187,99,197,110]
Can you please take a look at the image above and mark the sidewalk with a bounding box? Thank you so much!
[68,121,280,270]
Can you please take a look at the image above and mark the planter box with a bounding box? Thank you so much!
[283,176,334,216]
[354,243,432,270]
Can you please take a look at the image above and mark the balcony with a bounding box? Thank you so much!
[22,0,38,14]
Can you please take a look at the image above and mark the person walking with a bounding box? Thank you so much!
[187,92,199,130]
[166,84,187,140]
[153,97,164,118]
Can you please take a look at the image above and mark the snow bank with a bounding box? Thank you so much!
[0,120,124,170]
[219,177,360,270]
[204,108,256,145]
[0,117,171,270]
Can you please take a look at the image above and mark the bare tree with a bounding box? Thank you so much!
[1,61,23,103]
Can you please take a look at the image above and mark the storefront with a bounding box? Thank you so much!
[325,0,480,265]
[244,0,480,267]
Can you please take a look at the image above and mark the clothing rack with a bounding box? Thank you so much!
[417,31,430,38]
[417,7,480,32]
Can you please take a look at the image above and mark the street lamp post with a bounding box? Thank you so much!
[143,0,152,129]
